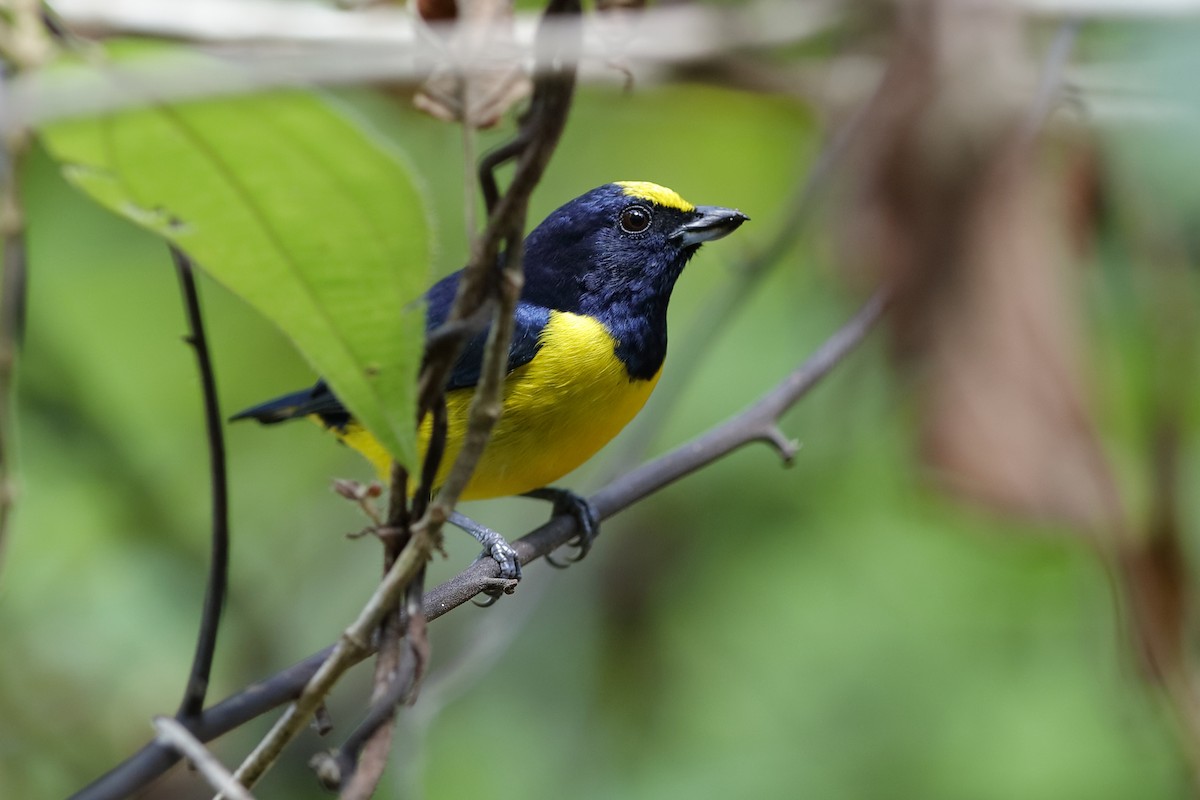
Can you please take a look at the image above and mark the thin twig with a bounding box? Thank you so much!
[222,518,436,795]
[170,246,230,721]
[324,598,421,798]
[391,572,552,799]
[426,286,892,609]
[329,460,414,799]
[67,286,889,800]
[326,1,581,789]
[432,0,579,511]
[152,716,256,800]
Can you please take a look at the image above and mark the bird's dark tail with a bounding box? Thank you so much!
[229,389,315,425]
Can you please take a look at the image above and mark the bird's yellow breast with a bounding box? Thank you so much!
[335,310,660,500]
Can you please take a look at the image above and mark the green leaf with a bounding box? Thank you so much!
[38,69,429,470]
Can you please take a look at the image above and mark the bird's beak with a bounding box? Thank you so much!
[671,205,749,247]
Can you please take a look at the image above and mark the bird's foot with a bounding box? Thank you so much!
[448,510,522,585]
[524,487,600,567]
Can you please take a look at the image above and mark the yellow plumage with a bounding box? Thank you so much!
[334,310,660,500]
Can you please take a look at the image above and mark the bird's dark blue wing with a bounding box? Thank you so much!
[229,379,349,426]
[425,269,550,391]
[444,303,549,390]
[233,269,550,426]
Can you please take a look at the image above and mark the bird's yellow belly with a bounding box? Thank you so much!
[336,310,660,500]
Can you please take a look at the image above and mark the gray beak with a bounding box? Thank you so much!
[670,205,749,247]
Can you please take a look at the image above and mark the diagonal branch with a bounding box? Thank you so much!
[67,285,889,800]
[425,285,893,610]
[221,513,435,795]
[324,462,414,800]
[322,1,582,792]
[429,0,579,516]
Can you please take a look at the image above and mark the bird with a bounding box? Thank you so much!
[232,181,747,580]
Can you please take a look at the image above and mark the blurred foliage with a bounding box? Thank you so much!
[1,34,1197,800]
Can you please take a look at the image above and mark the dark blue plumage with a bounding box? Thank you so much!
[233,182,747,426]
[521,183,703,379]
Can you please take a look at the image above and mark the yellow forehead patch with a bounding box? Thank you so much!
[615,181,695,212]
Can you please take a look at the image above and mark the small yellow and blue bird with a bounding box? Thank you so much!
[233,181,746,578]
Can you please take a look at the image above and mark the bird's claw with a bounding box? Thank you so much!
[526,487,600,566]
[483,538,522,583]
[448,510,522,593]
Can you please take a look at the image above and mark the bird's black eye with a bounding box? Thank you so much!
[619,205,652,235]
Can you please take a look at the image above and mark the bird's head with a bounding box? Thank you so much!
[522,181,748,316]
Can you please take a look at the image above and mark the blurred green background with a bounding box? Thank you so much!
[1,65,1195,800]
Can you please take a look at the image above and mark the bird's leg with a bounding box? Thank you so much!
[523,487,600,567]
[448,510,522,584]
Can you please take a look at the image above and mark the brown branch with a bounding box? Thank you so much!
[67,286,888,800]
[320,594,422,796]
[317,2,582,790]
[325,462,413,800]
[222,514,436,794]
[424,286,892,609]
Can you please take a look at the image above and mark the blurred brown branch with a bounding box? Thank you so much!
[839,2,1119,530]
[837,0,1200,789]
